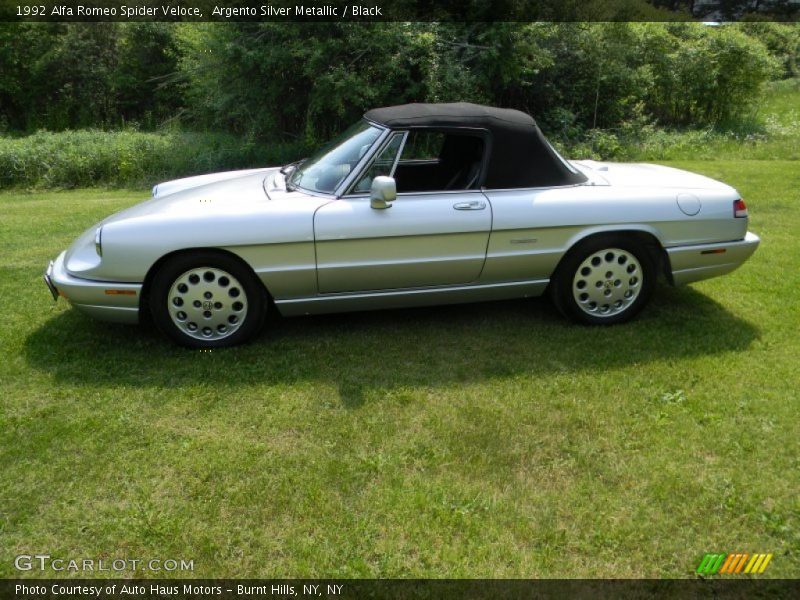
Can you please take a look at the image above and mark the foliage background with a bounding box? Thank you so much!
[0,21,797,187]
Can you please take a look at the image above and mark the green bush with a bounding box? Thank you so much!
[635,23,779,127]
[740,22,800,79]
[173,22,784,140]
[2,22,794,141]
[0,129,308,189]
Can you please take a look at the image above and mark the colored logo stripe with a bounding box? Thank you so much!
[696,553,772,575]
[696,553,725,574]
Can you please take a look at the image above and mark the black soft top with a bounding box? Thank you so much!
[364,102,586,189]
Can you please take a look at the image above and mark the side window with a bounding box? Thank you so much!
[401,131,446,161]
[395,130,485,193]
[352,132,405,193]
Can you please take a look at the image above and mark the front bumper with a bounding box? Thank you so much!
[667,231,760,286]
[44,251,142,324]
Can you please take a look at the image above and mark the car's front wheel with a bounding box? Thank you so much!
[149,251,267,348]
[550,236,656,325]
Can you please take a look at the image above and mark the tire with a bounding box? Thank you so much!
[149,251,267,348]
[550,235,656,325]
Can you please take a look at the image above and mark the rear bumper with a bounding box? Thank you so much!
[667,231,760,286]
[45,252,142,324]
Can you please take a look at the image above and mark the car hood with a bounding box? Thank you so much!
[573,161,733,191]
[102,167,278,225]
[152,167,273,198]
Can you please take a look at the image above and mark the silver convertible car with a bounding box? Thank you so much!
[45,103,760,348]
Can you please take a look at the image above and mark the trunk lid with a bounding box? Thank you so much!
[573,161,733,191]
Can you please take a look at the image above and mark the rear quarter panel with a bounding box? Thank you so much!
[481,184,745,283]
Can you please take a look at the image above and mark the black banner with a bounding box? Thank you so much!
[2,579,800,600]
[1,0,798,22]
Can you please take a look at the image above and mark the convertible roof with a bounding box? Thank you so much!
[364,102,587,189]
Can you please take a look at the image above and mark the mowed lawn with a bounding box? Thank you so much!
[1,161,798,578]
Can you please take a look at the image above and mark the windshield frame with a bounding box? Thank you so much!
[287,119,389,197]
[344,130,409,197]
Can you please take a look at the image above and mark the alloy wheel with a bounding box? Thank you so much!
[572,247,643,317]
[167,267,248,341]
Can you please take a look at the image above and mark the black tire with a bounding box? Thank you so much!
[550,235,656,325]
[149,250,267,348]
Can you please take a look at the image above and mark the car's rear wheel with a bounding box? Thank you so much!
[149,251,267,348]
[550,236,655,325]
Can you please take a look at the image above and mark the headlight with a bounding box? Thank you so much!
[94,227,103,256]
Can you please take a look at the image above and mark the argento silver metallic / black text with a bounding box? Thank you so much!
[211,5,384,18]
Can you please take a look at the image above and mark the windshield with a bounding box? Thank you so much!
[288,120,383,194]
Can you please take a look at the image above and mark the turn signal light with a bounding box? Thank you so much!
[734,199,748,218]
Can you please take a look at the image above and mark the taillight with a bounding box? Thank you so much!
[733,199,748,218]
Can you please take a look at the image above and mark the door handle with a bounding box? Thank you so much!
[453,200,486,211]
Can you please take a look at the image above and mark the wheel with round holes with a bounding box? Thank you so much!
[149,251,267,348]
[550,236,655,325]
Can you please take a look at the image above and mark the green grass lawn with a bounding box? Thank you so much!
[1,159,798,579]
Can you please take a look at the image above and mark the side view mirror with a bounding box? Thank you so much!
[370,176,396,209]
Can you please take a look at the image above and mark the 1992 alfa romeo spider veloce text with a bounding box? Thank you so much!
[44,103,760,348]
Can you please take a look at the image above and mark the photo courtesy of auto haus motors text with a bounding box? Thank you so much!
[15,583,345,597]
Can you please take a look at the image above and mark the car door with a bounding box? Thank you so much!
[314,130,492,294]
